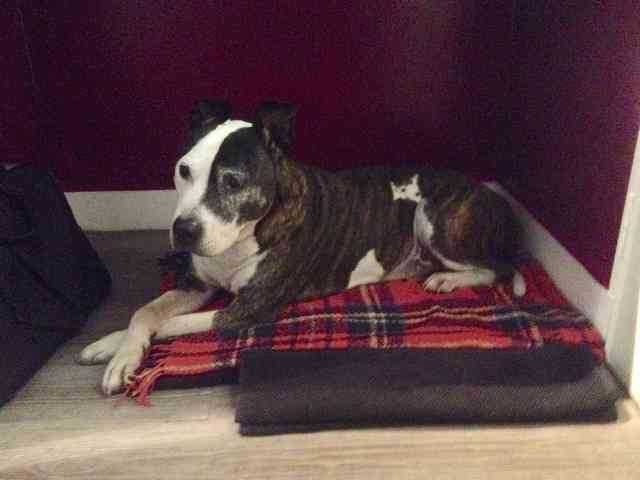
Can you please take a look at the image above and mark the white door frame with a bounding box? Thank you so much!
[605,128,640,398]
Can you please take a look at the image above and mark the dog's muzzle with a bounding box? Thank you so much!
[172,216,202,251]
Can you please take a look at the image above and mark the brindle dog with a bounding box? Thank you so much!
[78,100,525,395]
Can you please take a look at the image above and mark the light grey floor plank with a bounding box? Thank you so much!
[1,231,639,479]
[2,401,640,480]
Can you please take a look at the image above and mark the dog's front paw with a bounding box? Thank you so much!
[76,330,127,365]
[423,272,463,293]
[101,339,149,396]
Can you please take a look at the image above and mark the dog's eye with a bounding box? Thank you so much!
[178,164,190,180]
[222,174,242,190]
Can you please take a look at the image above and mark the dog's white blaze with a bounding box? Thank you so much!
[172,119,252,224]
[347,249,385,288]
[390,174,421,202]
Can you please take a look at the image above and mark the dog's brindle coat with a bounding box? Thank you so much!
[78,100,524,395]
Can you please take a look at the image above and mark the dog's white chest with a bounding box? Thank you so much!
[191,236,266,293]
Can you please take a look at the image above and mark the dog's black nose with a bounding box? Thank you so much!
[172,216,202,250]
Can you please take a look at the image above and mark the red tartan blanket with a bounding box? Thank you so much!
[127,259,605,404]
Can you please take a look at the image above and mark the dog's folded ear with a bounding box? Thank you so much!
[189,99,232,144]
[255,102,297,155]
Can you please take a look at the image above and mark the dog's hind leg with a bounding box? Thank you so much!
[413,198,503,294]
[422,260,496,293]
[423,259,525,295]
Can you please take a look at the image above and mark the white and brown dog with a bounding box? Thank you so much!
[78,100,525,395]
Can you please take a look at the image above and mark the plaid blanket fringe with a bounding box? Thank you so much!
[126,261,605,405]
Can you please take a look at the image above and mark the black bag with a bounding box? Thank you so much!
[0,163,112,406]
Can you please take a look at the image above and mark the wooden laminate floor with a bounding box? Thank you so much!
[1,231,639,479]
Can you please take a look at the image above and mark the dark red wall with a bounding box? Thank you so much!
[8,1,640,287]
[503,1,640,286]
[1,2,37,164]
[21,0,512,191]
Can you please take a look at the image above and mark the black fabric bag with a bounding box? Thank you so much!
[0,163,111,406]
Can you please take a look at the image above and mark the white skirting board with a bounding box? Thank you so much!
[488,182,639,396]
[65,190,178,231]
[65,184,638,395]
[484,184,613,338]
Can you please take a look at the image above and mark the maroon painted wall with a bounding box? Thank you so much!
[502,1,640,286]
[21,0,512,191]
[1,2,37,164]
[8,1,640,287]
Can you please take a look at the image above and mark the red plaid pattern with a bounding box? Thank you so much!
[127,260,604,404]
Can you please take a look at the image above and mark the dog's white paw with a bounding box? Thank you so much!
[76,330,127,365]
[423,269,495,293]
[101,339,148,396]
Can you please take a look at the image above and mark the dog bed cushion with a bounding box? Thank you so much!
[236,352,620,435]
[126,258,621,432]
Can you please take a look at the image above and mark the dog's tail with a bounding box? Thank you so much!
[512,269,526,297]
[496,263,526,297]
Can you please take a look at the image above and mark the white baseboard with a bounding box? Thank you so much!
[67,186,612,331]
[68,185,629,386]
[604,131,640,398]
[485,183,612,337]
[65,190,177,231]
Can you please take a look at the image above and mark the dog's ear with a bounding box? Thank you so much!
[255,102,297,155]
[189,99,232,144]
